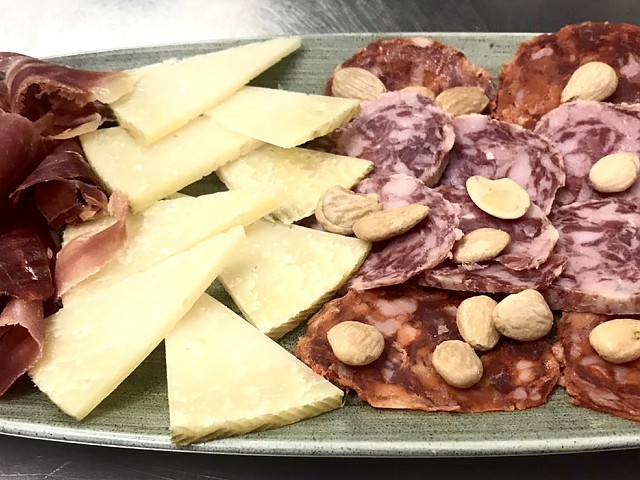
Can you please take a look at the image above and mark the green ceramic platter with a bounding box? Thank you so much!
[0,33,639,457]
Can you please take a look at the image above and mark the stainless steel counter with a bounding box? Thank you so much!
[2,1,640,478]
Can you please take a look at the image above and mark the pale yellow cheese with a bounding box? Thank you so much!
[30,227,245,421]
[62,190,283,301]
[165,294,343,445]
[219,220,370,339]
[217,145,373,223]
[206,86,360,148]
[111,37,301,145]
[80,118,263,212]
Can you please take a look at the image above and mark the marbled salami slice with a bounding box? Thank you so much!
[325,37,495,105]
[326,91,455,186]
[440,114,565,214]
[495,22,640,128]
[346,175,460,291]
[295,287,560,413]
[553,312,640,422]
[534,101,640,206]
[544,199,640,314]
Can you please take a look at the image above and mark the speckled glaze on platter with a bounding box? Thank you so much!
[0,34,639,457]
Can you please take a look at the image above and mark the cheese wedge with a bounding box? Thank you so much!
[217,145,373,223]
[206,86,360,148]
[165,294,343,444]
[80,118,263,212]
[219,220,370,339]
[111,37,301,144]
[62,190,283,300]
[30,227,245,420]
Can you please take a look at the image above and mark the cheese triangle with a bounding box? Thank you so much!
[62,190,283,300]
[165,294,343,444]
[217,145,373,223]
[30,227,245,420]
[206,86,360,148]
[219,220,370,339]
[80,118,263,212]
[111,37,301,145]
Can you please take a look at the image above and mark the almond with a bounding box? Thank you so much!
[435,86,489,116]
[589,319,640,364]
[352,203,429,242]
[589,152,640,193]
[399,85,436,101]
[327,321,385,366]
[331,67,387,101]
[432,340,483,388]
[315,186,383,235]
[452,228,511,264]
[465,176,531,220]
[561,61,618,103]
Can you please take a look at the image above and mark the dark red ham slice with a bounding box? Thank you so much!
[295,287,560,412]
[346,175,461,290]
[439,114,565,215]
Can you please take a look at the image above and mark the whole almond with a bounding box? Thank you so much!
[589,319,640,364]
[452,228,511,264]
[331,67,387,101]
[561,61,618,103]
[327,321,385,366]
[492,289,553,342]
[352,203,429,242]
[315,186,383,235]
[432,340,483,388]
[466,175,531,220]
[435,86,490,116]
[589,152,640,193]
[399,85,436,101]
[456,296,500,351]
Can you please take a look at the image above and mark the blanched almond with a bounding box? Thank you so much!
[331,67,387,101]
[452,228,511,264]
[399,85,436,101]
[432,340,483,388]
[456,296,500,351]
[315,186,382,235]
[589,152,640,193]
[327,321,385,366]
[465,176,530,220]
[352,203,429,242]
[561,61,618,103]
[589,319,640,364]
[491,289,553,341]
[435,86,489,116]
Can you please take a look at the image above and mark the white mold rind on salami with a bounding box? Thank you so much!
[534,100,640,207]
[544,199,640,314]
[440,114,565,215]
[329,91,455,186]
[346,175,461,291]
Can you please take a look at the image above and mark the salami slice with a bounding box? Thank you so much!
[440,114,565,214]
[325,37,495,105]
[346,175,461,291]
[495,22,640,128]
[294,287,560,413]
[544,199,640,314]
[325,91,455,186]
[534,101,640,206]
[553,312,640,422]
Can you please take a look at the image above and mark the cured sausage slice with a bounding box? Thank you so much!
[295,287,560,413]
[495,22,640,128]
[326,91,455,186]
[553,312,640,422]
[534,101,640,206]
[325,37,495,104]
[544,199,640,314]
[346,175,461,291]
[440,114,565,214]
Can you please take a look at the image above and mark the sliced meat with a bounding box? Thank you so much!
[11,139,109,227]
[325,91,455,186]
[534,101,640,206]
[295,287,560,412]
[346,175,461,290]
[440,114,565,214]
[495,22,640,128]
[553,312,640,422]
[544,199,640,314]
[325,37,495,106]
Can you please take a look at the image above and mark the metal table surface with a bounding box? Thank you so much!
[2,0,640,478]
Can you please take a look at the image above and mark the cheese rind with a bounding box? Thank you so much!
[165,294,343,444]
[30,227,245,421]
[206,86,360,148]
[80,119,263,212]
[219,220,370,339]
[111,37,301,144]
[217,145,373,223]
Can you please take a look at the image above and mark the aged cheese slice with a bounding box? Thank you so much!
[62,189,282,300]
[111,37,301,145]
[80,118,263,212]
[206,86,360,148]
[165,294,343,444]
[219,220,370,339]
[30,227,245,420]
[217,145,373,223]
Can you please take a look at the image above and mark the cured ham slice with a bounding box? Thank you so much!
[553,312,640,422]
[440,114,565,214]
[295,287,559,412]
[495,22,640,127]
[0,52,138,137]
[346,175,460,290]
[544,199,640,314]
[534,101,640,206]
